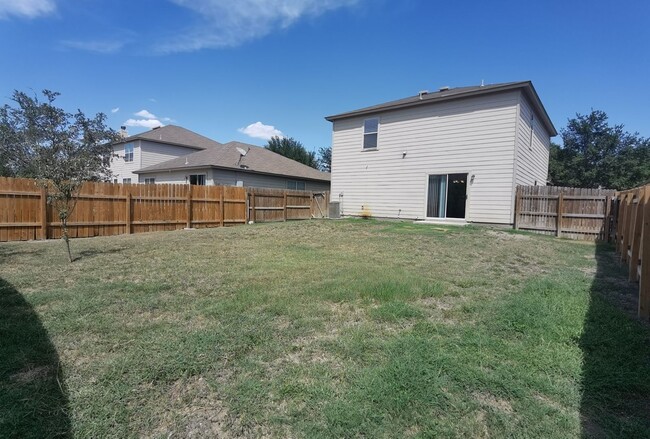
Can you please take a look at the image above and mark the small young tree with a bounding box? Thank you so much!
[0,90,119,262]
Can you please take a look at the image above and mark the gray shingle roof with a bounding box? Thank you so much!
[135,140,330,182]
[325,81,557,136]
[118,125,222,150]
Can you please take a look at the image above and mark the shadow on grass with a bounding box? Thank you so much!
[0,278,71,438]
[580,243,650,437]
[74,246,126,261]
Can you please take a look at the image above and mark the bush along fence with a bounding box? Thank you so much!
[613,183,650,319]
[0,177,329,242]
[514,185,616,241]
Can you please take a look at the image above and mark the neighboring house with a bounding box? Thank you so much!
[111,125,221,184]
[325,81,557,225]
[134,141,330,191]
[111,125,330,191]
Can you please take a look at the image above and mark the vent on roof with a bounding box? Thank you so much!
[439,86,450,92]
[418,90,429,100]
[152,126,161,130]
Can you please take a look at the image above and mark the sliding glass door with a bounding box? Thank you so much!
[426,173,467,219]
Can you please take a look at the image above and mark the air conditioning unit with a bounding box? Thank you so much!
[329,201,341,219]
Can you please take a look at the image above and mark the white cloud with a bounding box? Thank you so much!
[0,0,56,19]
[111,107,120,113]
[158,0,360,52]
[238,121,284,140]
[124,118,165,129]
[60,39,125,53]
[134,109,157,119]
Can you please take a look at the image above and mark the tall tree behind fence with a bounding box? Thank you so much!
[613,183,650,319]
[514,185,616,241]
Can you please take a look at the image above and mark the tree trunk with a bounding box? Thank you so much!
[61,219,73,263]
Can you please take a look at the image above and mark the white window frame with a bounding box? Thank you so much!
[122,178,131,184]
[362,117,380,150]
[144,177,155,184]
[189,174,206,186]
[124,143,134,162]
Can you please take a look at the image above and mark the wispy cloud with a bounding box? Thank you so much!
[134,109,157,119]
[124,118,164,129]
[158,0,360,52]
[239,121,284,140]
[0,0,56,19]
[60,39,126,54]
[111,107,120,113]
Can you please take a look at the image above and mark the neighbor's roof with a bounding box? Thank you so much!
[116,125,222,150]
[325,81,557,136]
[135,141,330,182]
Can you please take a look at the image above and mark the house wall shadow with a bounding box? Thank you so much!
[0,278,71,438]
[580,243,650,437]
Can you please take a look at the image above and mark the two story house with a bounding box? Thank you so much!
[325,81,557,225]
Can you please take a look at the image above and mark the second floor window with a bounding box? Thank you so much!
[363,118,379,149]
[124,143,134,162]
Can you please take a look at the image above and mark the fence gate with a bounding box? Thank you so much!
[514,186,615,241]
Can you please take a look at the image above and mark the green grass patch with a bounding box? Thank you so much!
[1,220,648,437]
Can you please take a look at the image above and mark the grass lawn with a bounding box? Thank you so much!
[1,219,649,438]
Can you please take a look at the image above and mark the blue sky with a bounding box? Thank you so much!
[1,0,648,152]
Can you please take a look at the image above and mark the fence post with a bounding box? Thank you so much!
[556,192,564,238]
[630,188,645,281]
[513,186,521,230]
[621,194,633,263]
[309,192,314,220]
[220,187,225,227]
[639,188,650,319]
[125,191,132,234]
[186,185,192,229]
[250,191,256,223]
[603,194,612,242]
[283,191,288,221]
[40,186,48,240]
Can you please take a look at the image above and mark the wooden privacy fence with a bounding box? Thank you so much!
[514,185,615,241]
[0,177,247,241]
[247,188,330,223]
[613,183,650,319]
[0,177,329,242]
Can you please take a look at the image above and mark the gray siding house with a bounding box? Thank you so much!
[111,125,330,191]
[110,125,221,184]
[325,81,556,225]
[135,141,330,191]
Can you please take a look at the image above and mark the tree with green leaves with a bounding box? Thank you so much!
[317,146,332,172]
[549,110,649,190]
[265,136,318,169]
[0,89,119,262]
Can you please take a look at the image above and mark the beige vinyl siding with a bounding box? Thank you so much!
[514,92,551,187]
[330,91,520,224]
[110,141,141,182]
[139,141,202,168]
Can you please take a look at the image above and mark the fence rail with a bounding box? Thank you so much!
[514,186,615,241]
[613,183,650,319]
[0,177,328,242]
